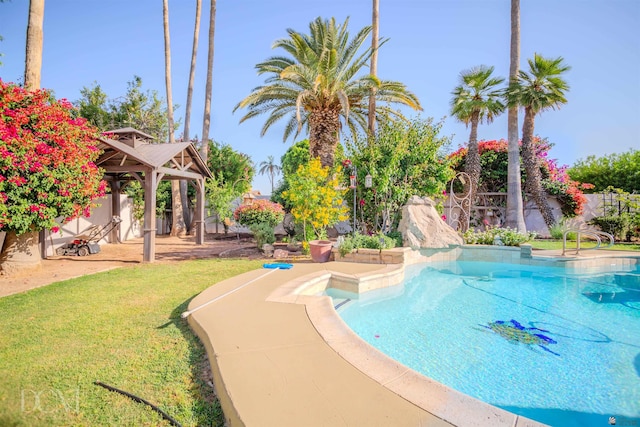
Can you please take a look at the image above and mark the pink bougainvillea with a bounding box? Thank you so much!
[449,138,592,216]
[0,80,106,234]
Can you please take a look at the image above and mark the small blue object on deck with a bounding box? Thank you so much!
[263,263,293,269]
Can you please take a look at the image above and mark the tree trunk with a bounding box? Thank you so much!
[181,0,201,233]
[367,0,379,138]
[461,114,480,231]
[200,0,217,164]
[163,0,186,236]
[24,0,45,91]
[521,108,556,229]
[308,109,340,168]
[0,230,42,274]
[505,0,527,232]
[183,0,201,146]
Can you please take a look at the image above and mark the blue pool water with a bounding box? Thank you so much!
[331,261,640,427]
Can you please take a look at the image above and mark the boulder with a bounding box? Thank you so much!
[398,196,464,249]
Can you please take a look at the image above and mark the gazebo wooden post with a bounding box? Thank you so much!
[109,178,121,243]
[195,178,205,245]
[143,170,158,262]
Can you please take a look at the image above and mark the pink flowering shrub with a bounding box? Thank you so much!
[0,80,106,234]
[449,138,593,216]
[233,199,284,228]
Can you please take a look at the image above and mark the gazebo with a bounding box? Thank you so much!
[96,128,212,262]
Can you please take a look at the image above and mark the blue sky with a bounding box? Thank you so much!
[1,0,639,194]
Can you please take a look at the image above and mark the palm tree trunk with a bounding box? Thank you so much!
[181,0,201,233]
[521,108,556,229]
[462,114,480,231]
[367,0,379,138]
[308,109,340,168]
[200,0,217,164]
[24,0,45,91]
[163,0,186,236]
[505,0,526,232]
[0,229,41,274]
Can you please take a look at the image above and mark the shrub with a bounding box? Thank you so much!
[589,215,629,241]
[282,158,349,241]
[337,232,397,256]
[463,227,536,246]
[233,199,284,228]
[249,223,276,250]
[549,219,577,240]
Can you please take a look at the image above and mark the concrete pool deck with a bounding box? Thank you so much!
[186,248,639,426]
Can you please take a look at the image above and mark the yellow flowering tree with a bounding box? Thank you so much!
[283,158,349,241]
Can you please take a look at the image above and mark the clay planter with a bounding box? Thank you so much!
[308,240,333,263]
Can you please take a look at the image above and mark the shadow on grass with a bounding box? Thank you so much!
[163,298,225,427]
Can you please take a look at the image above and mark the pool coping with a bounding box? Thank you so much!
[187,248,639,426]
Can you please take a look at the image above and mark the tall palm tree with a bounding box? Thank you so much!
[507,53,571,229]
[234,17,421,168]
[450,65,505,230]
[200,0,216,164]
[505,0,526,231]
[163,0,186,236]
[24,0,45,91]
[258,156,282,194]
[180,0,202,232]
[368,0,379,137]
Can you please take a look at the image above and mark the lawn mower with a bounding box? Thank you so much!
[55,216,122,256]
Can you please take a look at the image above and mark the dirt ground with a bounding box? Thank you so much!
[0,233,273,298]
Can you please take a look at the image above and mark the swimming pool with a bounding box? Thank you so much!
[331,261,640,427]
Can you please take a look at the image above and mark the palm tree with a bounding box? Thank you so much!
[200,0,216,164]
[368,0,380,137]
[180,0,202,232]
[258,156,282,195]
[450,65,505,230]
[507,53,571,229]
[163,0,186,236]
[505,0,526,232]
[24,0,45,91]
[234,17,422,168]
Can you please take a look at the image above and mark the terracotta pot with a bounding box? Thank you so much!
[308,240,333,263]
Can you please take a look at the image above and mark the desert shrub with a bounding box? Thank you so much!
[249,223,276,250]
[234,199,284,228]
[549,219,577,240]
[337,232,396,256]
[463,227,536,246]
[589,215,629,241]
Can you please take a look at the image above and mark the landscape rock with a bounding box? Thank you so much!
[262,244,274,257]
[273,249,289,259]
[398,196,464,249]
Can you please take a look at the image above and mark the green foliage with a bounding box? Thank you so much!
[463,227,536,246]
[282,158,349,241]
[450,65,505,126]
[233,199,284,228]
[250,222,276,249]
[337,232,397,256]
[589,216,630,241]
[205,173,239,226]
[271,140,310,210]
[206,141,254,194]
[568,149,640,193]
[77,76,174,140]
[344,116,454,233]
[549,219,577,240]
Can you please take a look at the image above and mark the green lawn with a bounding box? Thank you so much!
[529,239,640,252]
[0,258,262,427]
